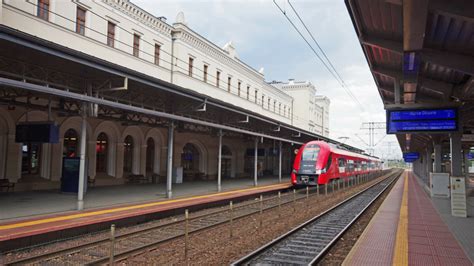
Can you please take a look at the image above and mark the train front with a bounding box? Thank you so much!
[291,141,328,186]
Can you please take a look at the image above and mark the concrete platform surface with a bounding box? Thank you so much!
[0,176,289,221]
[0,178,291,245]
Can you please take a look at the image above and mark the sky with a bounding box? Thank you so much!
[133,0,402,160]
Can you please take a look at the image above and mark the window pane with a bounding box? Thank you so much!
[133,34,140,57]
[107,22,115,47]
[302,144,320,161]
[76,7,86,35]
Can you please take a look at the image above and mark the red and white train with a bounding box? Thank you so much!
[291,140,382,186]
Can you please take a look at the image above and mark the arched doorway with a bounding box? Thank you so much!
[96,132,108,173]
[146,138,155,173]
[63,129,78,157]
[21,143,41,176]
[123,135,133,174]
[182,143,200,180]
[221,145,232,178]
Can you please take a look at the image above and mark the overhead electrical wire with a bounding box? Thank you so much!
[287,0,362,106]
[273,0,365,112]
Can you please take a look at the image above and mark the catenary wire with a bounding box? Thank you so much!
[273,0,365,112]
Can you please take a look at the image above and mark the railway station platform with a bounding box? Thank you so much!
[0,176,290,251]
[1,175,289,221]
[344,170,473,265]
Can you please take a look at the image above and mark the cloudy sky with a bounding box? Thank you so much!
[133,0,402,160]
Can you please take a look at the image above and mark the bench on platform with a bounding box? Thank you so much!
[127,174,150,184]
[0,179,15,192]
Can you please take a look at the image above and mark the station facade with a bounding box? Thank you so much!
[270,80,330,137]
[0,0,344,196]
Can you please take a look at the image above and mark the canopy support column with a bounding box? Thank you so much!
[166,121,174,198]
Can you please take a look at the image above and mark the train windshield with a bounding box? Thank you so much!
[302,144,320,161]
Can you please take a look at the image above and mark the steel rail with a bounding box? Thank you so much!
[5,185,309,265]
[83,172,391,265]
[6,171,390,265]
[232,169,402,265]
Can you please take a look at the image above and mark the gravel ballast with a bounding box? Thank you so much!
[120,175,393,265]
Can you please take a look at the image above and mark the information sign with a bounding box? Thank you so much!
[387,108,458,134]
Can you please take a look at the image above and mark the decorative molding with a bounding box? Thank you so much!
[101,0,172,37]
[173,24,264,82]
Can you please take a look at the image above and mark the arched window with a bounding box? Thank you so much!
[182,143,200,171]
[221,145,232,178]
[96,132,108,173]
[63,129,78,157]
[21,143,41,175]
[124,135,134,173]
[222,145,232,156]
[146,138,155,173]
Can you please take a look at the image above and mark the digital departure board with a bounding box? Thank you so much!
[387,108,458,134]
[403,152,419,163]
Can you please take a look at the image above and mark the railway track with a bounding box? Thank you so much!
[4,170,392,265]
[232,169,403,265]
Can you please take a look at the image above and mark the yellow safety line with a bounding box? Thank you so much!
[393,171,409,266]
[0,183,288,230]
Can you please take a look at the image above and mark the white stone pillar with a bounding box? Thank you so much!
[87,140,96,179]
[5,135,21,182]
[40,143,52,179]
[0,134,6,179]
[132,144,140,175]
[140,144,147,175]
[254,138,258,186]
[279,141,282,182]
[115,142,124,179]
[217,129,222,192]
[50,141,63,181]
[0,0,3,24]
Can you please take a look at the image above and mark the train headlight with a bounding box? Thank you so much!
[315,169,322,175]
[292,169,297,174]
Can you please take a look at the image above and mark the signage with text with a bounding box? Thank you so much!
[387,108,458,134]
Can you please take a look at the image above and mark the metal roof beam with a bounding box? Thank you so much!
[362,35,474,76]
[373,66,455,96]
[373,66,403,80]
[403,0,430,51]
[430,0,474,22]
[360,35,402,55]
[0,77,305,145]
[420,78,453,101]
[423,49,474,76]
[388,0,474,23]
[380,87,395,96]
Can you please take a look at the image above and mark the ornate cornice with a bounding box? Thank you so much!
[102,0,172,37]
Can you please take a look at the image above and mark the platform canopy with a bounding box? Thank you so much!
[345,0,474,152]
[0,26,364,153]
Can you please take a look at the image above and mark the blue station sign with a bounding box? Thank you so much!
[387,108,458,134]
[403,152,419,163]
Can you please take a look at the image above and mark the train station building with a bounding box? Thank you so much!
[0,0,351,217]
